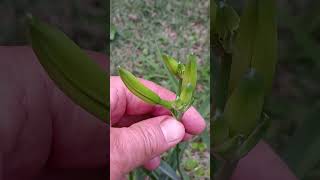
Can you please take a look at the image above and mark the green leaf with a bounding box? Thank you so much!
[156,161,180,180]
[229,0,277,94]
[27,15,108,122]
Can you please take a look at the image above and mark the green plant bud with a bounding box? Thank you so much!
[27,15,108,122]
[224,69,265,137]
[118,67,173,109]
[162,54,185,78]
[229,0,277,94]
[174,55,197,111]
[181,54,197,92]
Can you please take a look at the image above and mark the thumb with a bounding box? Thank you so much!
[110,116,185,179]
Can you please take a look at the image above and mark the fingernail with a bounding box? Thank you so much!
[160,118,184,144]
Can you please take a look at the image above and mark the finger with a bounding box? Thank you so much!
[143,156,161,170]
[110,116,185,178]
[232,141,298,180]
[183,133,193,141]
[110,76,206,135]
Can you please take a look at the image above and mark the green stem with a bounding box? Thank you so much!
[213,52,232,111]
[129,171,134,180]
[159,99,174,110]
[215,160,238,180]
[176,143,184,180]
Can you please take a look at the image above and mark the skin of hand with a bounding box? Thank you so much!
[0,46,108,180]
[0,46,297,180]
[110,76,206,179]
[232,141,298,180]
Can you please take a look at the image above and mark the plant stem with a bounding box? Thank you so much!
[129,171,134,180]
[176,143,184,180]
[215,160,238,180]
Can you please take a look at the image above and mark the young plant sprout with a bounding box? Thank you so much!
[118,54,197,121]
[119,53,197,180]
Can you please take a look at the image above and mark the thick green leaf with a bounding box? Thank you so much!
[27,15,108,122]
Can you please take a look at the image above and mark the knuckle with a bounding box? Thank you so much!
[132,124,160,157]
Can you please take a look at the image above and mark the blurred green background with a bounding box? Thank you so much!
[0,0,106,52]
[111,0,210,179]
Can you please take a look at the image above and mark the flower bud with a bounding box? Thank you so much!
[224,69,265,137]
[118,67,173,109]
[162,54,185,78]
[175,55,197,111]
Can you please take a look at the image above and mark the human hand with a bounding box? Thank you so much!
[110,76,206,179]
[232,141,298,180]
[0,46,108,180]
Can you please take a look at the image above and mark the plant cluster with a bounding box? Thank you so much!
[211,0,277,179]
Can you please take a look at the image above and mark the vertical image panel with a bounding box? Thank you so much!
[0,0,109,179]
[110,0,210,179]
[211,0,319,180]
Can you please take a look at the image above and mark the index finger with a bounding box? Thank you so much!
[110,76,206,135]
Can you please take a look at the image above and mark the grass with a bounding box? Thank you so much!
[110,0,210,179]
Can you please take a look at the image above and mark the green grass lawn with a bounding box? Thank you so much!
[110,0,210,178]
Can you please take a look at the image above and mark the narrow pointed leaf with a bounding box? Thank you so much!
[27,15,108,122]
[156,161,180,180]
